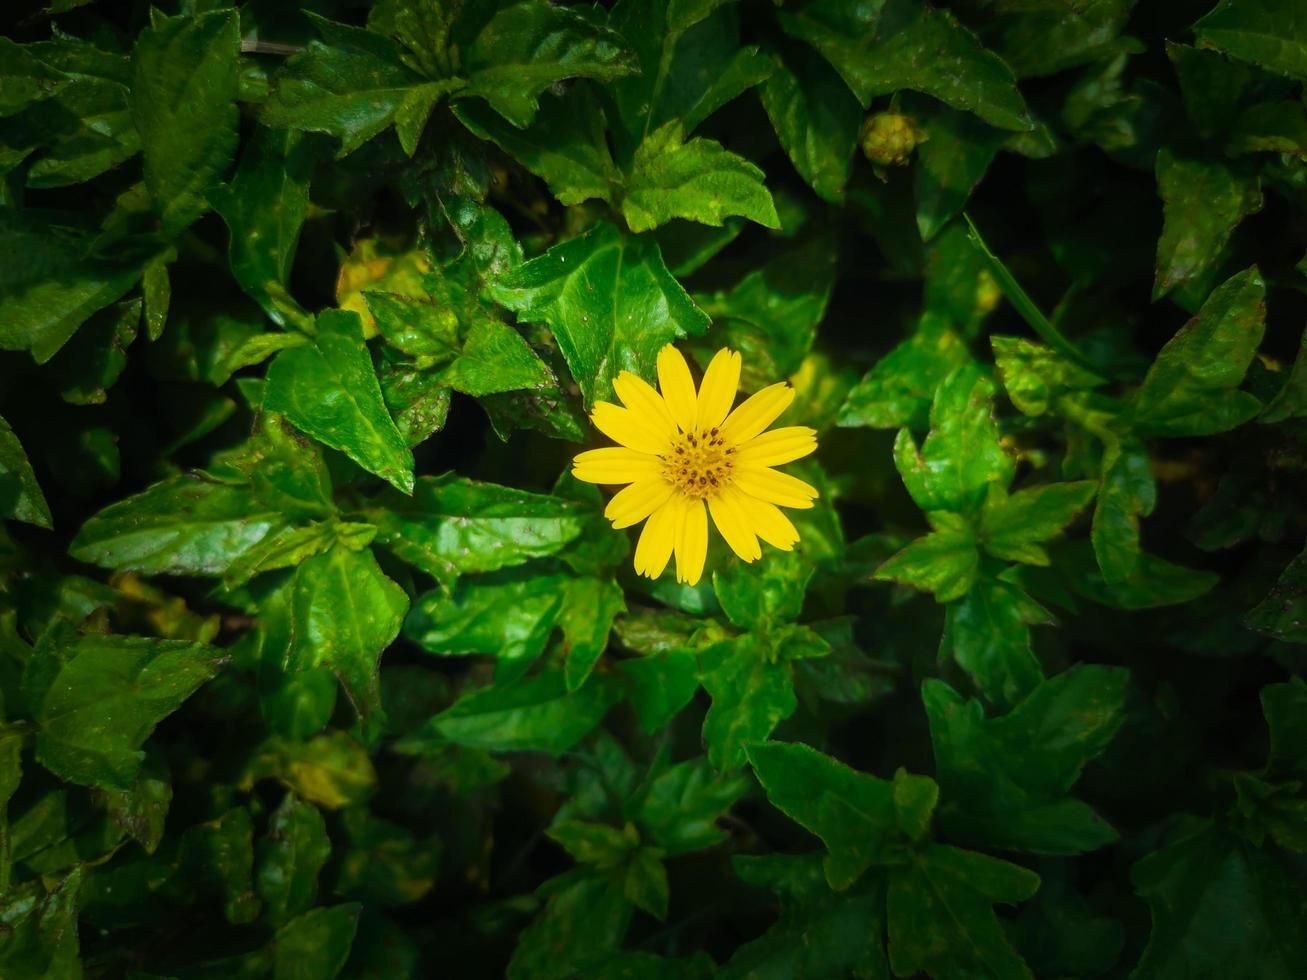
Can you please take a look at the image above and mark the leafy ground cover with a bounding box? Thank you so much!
[3,0,1307,977]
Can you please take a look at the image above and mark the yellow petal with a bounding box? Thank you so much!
[733,426,818,467]
[657,345,698,432]
[736,493,800,551]
[696,348,741,431]
[573,447,663,485]
[708,485,761,562]
[591,401,672,456]
[675,496,708,585]
[732,467,818,509]
[719,383,795,446]
[613,370,675,437]
[633,498,677,579]
[605,478,674,529]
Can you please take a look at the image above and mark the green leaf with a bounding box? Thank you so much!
[978,481,1097,566]
[941,575,1047,707]
[24,622,223,791]
[1194,0,1307,81]
[508,870,632,980]
[436,317,553,396]
[991,335,1103,418]
[224,520,373,589]
[746,740,928,890]
[622,122,779,233]
[407,569,568,681]
[0,209,143,364]
[1153,150,1262,300]
[1230,771,1307,852]
[617,648,700,734]
[458,0,637,127]
[634,757,750,856]
[759,42,861,203]
[0,415,52,529]
[559,576,625,692]
[210,126,317,331]
[370,474,585,584]
[0,870,82,979]
[264,310,415,494]
[713,550,813,631]
[249,732,377,810]
[838,314,971,429]
[454,85,617,209]
[406,671,622,755]
[695,237,837,383]
[1261,677,1307,778]
[70,473,284,576]
[886,842,1040,980]
[273,904,361,980]
[1134,266,1266,436]
[285,545,408,727]
[914,102,1006,241]
[0,36,70,117]
[700,635,798,771]
[256,793,331,927]
[1247,548,1307,644]
[778,0,1032,131]
[132,10,239,234]
[876,516,979,603]
[924,666,1127,854]
[725,854,889,980]
[335,808,438,906]
[47,296,138,405]
[892,362,1015,517]
[976,0,1136,79]
[491,220,709,405]
[1130,821,1307,979]
[263,15,460,157]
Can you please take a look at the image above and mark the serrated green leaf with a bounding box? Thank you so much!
[924,666,1126,854]
[273,903,361,980]
[458,1,637,127]
[1153,150,1262,300]
[70,473,284,576]
[370,474,585,584]
[876,517,979,602]
[838,314,971,429]
[256,793,331,928]
[409,671,621,755]
[0,415,52,529]
[892,362,1015,517]
[623,122,779,233]
[1134,266,1265,436]
[759,42,861,203]
[778,0,1032,131]
[1194,0,1307,81]
[991,335,1103,418]
[0,36,70,118]
[978,481,1097,566]
[508,870,632,980]
[210,126,317,331]
[0,209,143,364]
[886,842,1039,980]
[264,310,415,494]
[263,15,461,157]
[700,635,798,771]
[941,575,1047,707]
[491,220,709,405]
[1130,821,1307,979]
[634,756,749,856]
[132,10,239,234]
[286,545,407,727]
[24,622,223,791]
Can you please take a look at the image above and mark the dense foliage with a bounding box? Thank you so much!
[3,0,1307,976]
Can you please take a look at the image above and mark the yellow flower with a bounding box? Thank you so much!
[573,345,818,586]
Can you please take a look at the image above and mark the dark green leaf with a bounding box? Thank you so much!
[778,0,1032,130]
[1153,151,1262,300]
[491,220,709,405]
[24,622,223,790]
[1194,0,1307,81]
[941,575,1047,707]
[508,870,631,980]
[256,793,331,927]
[132,10,239,233]
[876,516,979,603]
[838,314,970,429]
[924,666,1127,854]
[273,903,361,980]
[978,481,1097,566]
[264,310,415,494]
[371,474,585,584]
[701,635,798,771]
[0,415,52,529]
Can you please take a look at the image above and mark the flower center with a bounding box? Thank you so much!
[663,427,734,499]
